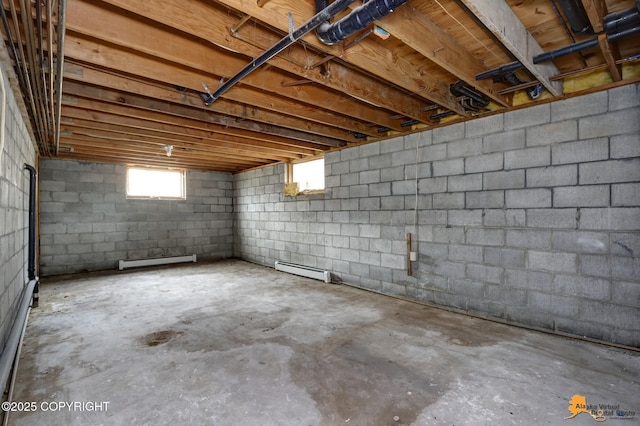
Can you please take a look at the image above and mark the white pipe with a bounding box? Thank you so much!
[2,304,31,426]
[0,279,36,393]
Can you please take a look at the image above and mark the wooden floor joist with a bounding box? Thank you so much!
[1,0,636,171]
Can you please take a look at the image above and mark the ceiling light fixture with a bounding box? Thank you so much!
[164,145,174,157]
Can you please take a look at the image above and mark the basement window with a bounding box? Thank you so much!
[286,157,325,195]
[126,166,186,200]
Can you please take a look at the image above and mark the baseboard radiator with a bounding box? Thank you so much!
[119,254,197,271]
[274,261,331,283]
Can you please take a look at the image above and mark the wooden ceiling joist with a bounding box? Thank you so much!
[381,3,511,107]
[60,117,302,161]
[212,0,469,116]
[63,34,369,138]
[459,0,562,96]
[61,130,281,165]
[65,0,403,132]
[98,0,437,124]
[1,0,637,172]
[62,80,346,147]
[580,0,622,81]
[58,145,248,172]
[62,64,339,149]
[61,106,319,158]
[61,123,296,163]
[60,96,329,157]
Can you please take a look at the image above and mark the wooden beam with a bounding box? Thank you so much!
[597,34,622,82]
[459,0,562,96]
[54,145,248,172]
[60,127,279,164]
[62,85,343,150]
[63,33,373,137]
[580,0,621,81]
[60,114,305,161]
[59,136,265,165]
[62,78,348,148]
[580,0,606,33]
[61,120,296,162]
[61,106,318,158]
[63,64,337,149]
[361,3,511,107]
[62,139,264,168]
[65,0,402,131]
[210,0,468,115]
[98,0,437,123]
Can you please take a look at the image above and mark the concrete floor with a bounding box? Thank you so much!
[7,260,640,425]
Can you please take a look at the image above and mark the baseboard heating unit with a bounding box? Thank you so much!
[119,254,197,271]
[274,261,331,283]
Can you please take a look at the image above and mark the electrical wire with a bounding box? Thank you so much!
[413,135,419,234]
[433,0,504,63]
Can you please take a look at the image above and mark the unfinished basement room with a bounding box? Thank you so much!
[1,0,639,424]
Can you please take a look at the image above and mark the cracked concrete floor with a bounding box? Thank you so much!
[7,260,640,425]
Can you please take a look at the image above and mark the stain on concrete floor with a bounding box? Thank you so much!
[7,260,640,425]
[141,330,183,347]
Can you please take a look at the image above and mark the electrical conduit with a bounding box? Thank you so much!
[202,0,357,105]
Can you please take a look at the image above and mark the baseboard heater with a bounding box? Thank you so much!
[274,261,331,283]
[119,254,197,271]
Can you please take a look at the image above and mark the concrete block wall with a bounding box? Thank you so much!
[39,159,233,275]
[0,65,37,351]
[234,83,640,347]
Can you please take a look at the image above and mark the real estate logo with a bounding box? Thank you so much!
[565,394,636,422]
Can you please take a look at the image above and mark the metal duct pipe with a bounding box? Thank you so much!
[201,0,356,106]
[315,0,409,45]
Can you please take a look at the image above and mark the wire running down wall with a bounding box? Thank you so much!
[234,84,640,347]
